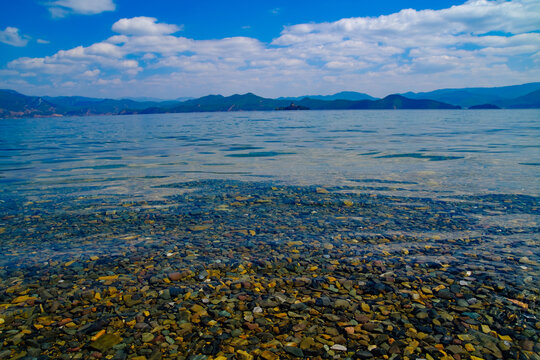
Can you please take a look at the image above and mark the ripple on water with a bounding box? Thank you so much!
[375,153,464,161]
[225,151,295,158]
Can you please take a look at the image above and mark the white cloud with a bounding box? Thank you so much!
[3,1,540,98]
[112,17,181,36]
[37,39,50,44]
[0,27,30,47]
[7,40,140,76]
[47,0,115,17]
[82,69,100,77]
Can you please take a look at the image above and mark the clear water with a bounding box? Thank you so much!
[1,110,539,200]
[0,110,538,267]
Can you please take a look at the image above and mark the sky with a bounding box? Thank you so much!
[0,0,539,99]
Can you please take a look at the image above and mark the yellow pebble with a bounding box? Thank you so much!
[465,343,475,352]
[91,329,106,341]
[98,275,119,281]
[343,199,353,207]
[11,295,34,304]
[433,284,446,292]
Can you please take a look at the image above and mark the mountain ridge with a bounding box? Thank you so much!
[1,83,539,119]
[401,82,540,108]
[278,91,377,102]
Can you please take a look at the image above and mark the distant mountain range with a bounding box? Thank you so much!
[278,91,377,102]
[401,82,540,108]
[0,82,538,119]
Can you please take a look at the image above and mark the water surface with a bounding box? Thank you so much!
[1,110,538,200]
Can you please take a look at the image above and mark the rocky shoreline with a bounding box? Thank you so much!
[0,180,538,359]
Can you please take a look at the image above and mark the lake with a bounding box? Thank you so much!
[0,110,538,358]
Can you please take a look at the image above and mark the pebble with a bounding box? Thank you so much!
[284,346,304,357]
[331,344,347,351]
[141,333,154,343]
[90,334,122,351]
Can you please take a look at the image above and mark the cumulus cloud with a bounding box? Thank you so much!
[82,69,100,77]
[112,17,181,36]
[0,27,30,47]
[46,0,115,17]
[3,0,540,98]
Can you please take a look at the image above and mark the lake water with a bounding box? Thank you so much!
[0,110,539,266]
[0,110,538,358]
[1,110,539,200]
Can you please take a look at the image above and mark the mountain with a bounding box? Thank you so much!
[353,94,460,109]
[501,90,540,109]
[294,98,358,110]
[402,82,540,108]
[122,96,169,102]
[142,93,458,113]
[43,96,179,115]
[175,96,194,102]
[167,93,290,112]
[0,89,61,118]
[279,91,377,102]
[469,104,501,109]
[0,90,463,118]
[0,90,183,118]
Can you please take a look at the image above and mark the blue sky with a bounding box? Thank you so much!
[0,0,539,99]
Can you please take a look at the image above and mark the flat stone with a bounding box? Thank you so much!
[355,350,374,359]
[416,312,429,320]
[90,334,122,351]
[260,350,279,360]
[334,299,350,310]
[284,346,304,357]
[142,333,154,343]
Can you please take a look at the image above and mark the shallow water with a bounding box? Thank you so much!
[1,110,539,264]
[0,110,538,261]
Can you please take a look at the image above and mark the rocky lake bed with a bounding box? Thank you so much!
[0,179,538,360]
